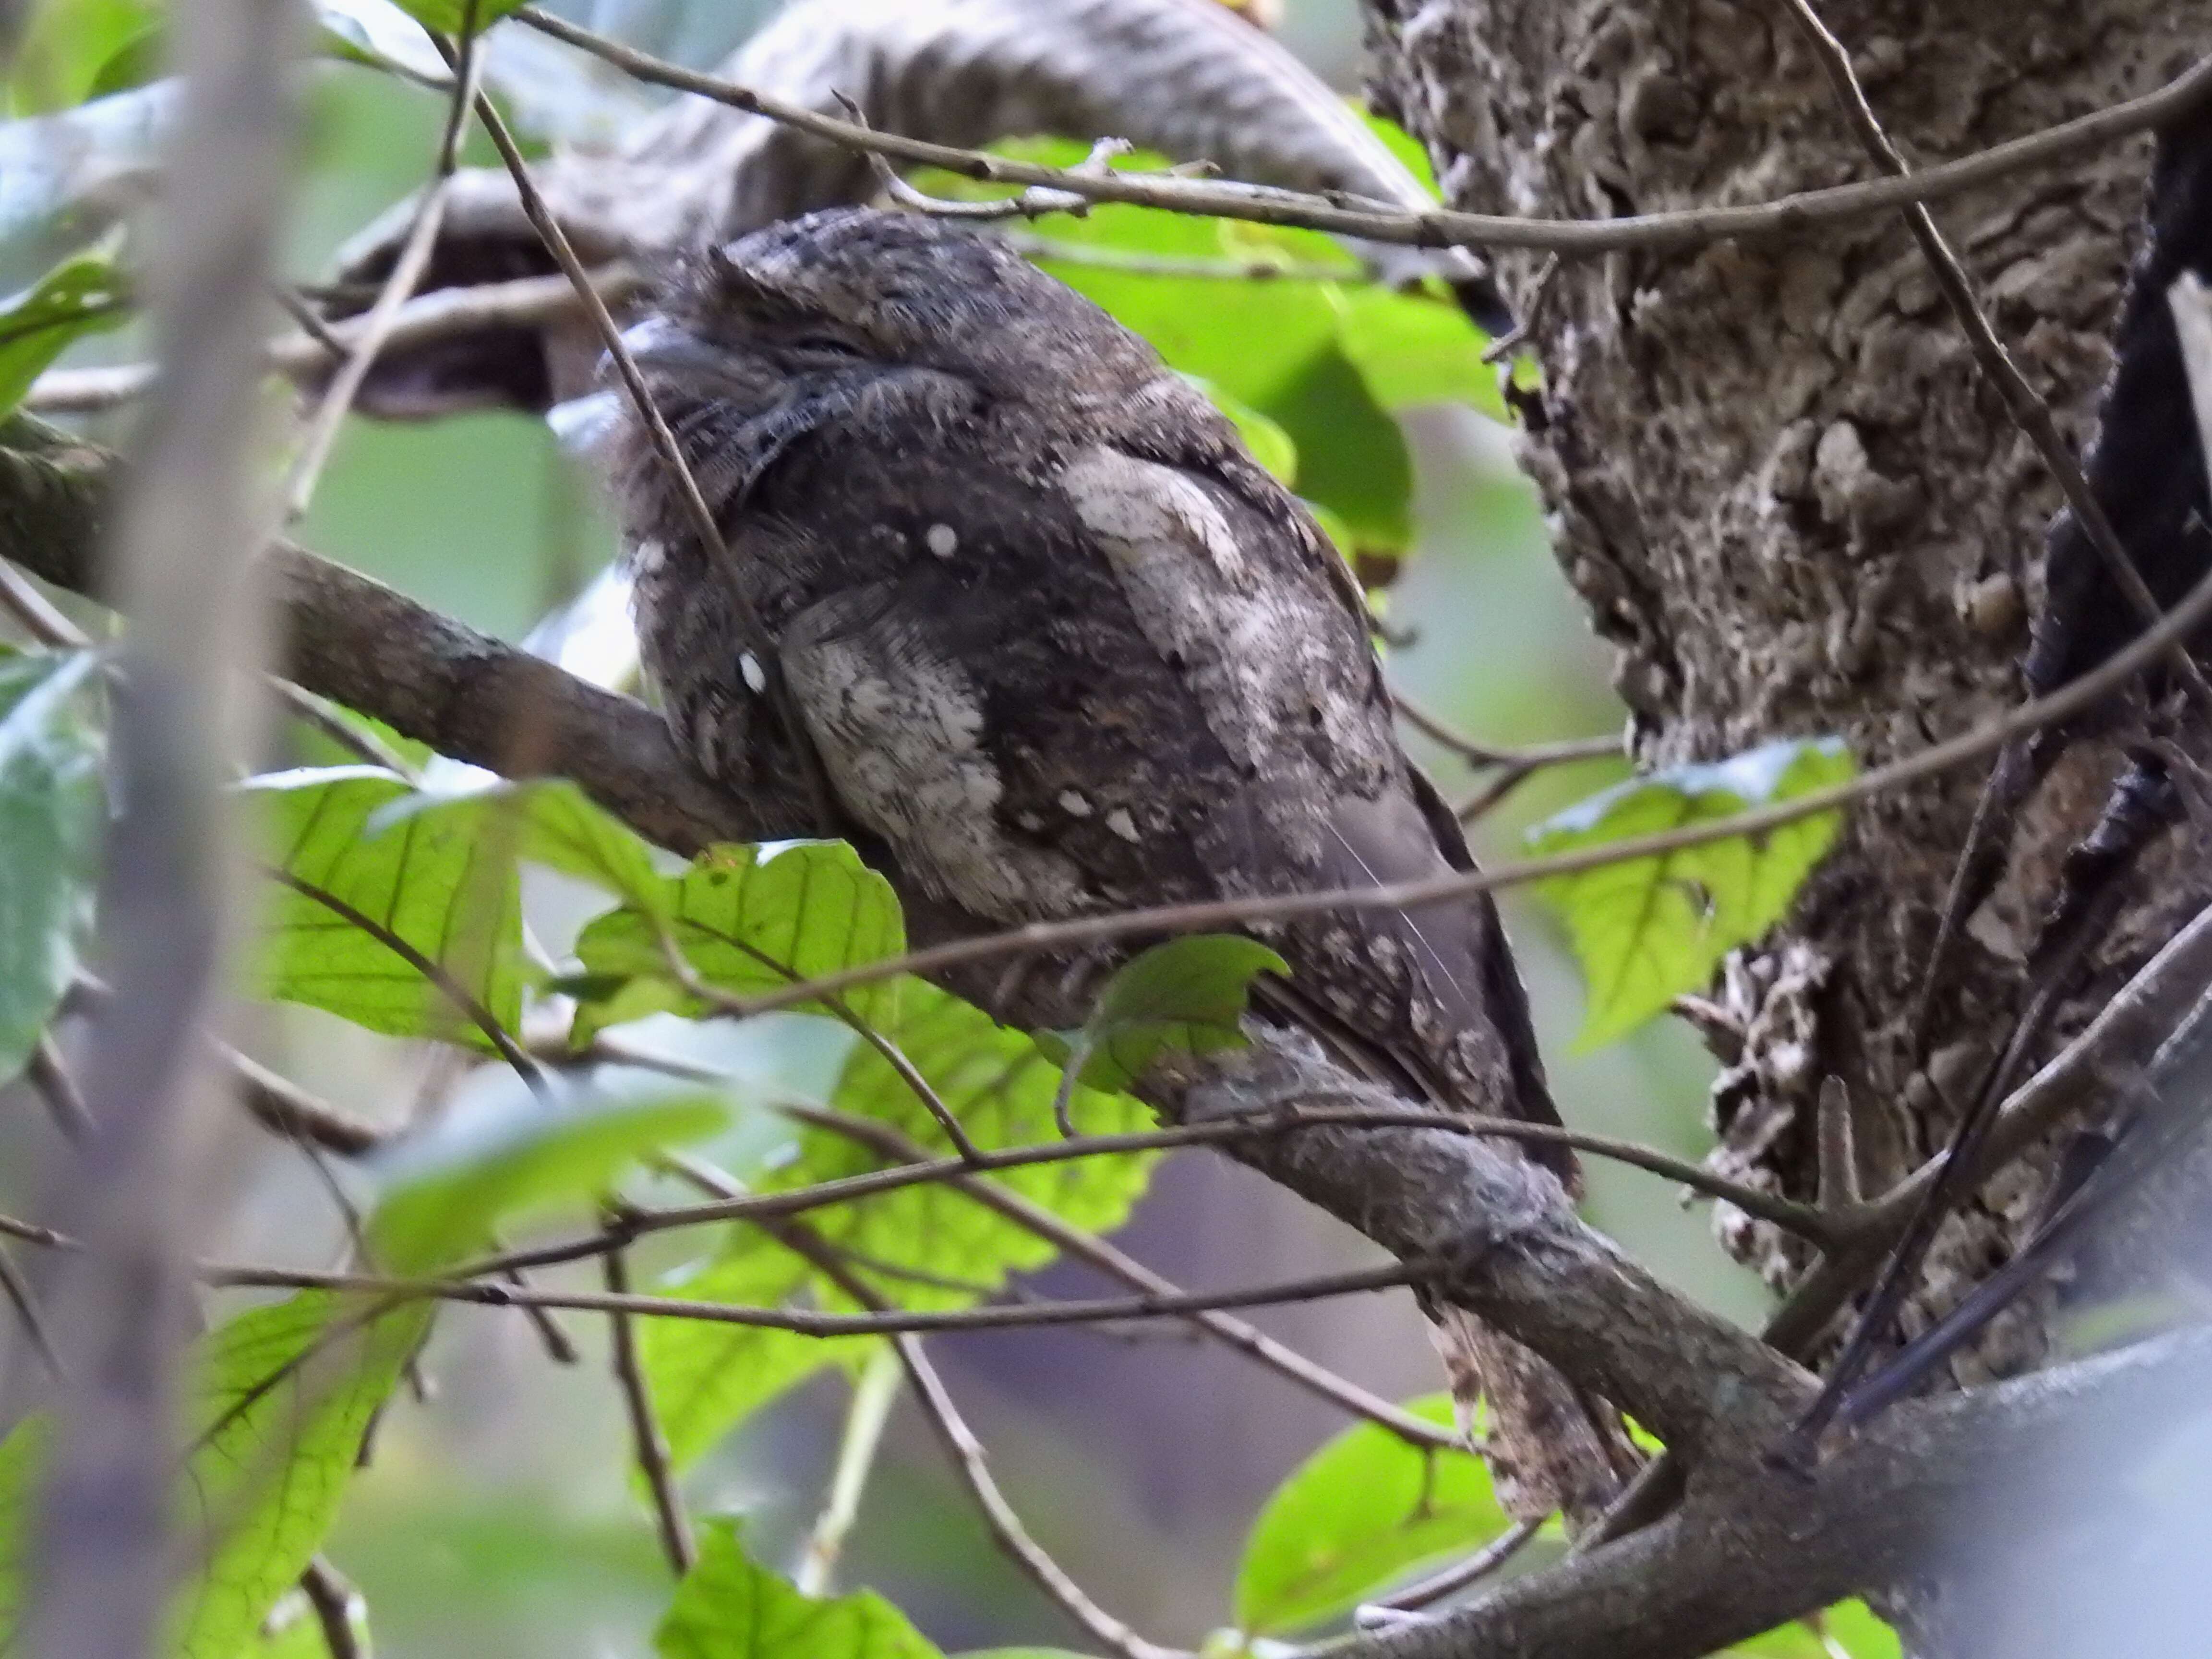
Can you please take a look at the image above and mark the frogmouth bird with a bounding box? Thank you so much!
[606,206,1625,1519]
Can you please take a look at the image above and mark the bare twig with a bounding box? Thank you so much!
[794,1341,902,1596]
[1360,1516,1543,1617]
[641,562,2212,1024]
[444,34,837,832]
[25,1036,93,1144]
[514,6,2212,263]
[779,1100,1465,1451]
[25,267,645,416]
[604,1245,696,1575]
[0,1243,65,1381]
[298,1557,366,1659]
[280,4,483,522]
[772,1221,1184,1659]
[201,1257,1436,1337]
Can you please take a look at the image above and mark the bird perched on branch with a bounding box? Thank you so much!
[606,205,1625,1520]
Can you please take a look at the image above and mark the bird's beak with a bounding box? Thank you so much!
[616,318,728,386]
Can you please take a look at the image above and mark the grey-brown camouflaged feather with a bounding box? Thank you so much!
[608,206,1623,1519]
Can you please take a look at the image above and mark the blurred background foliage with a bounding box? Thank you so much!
[0,0,1819,1654]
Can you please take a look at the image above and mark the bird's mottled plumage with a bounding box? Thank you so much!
[609,207,1623,1517]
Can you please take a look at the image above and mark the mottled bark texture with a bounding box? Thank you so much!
[1362,2,2212,1379]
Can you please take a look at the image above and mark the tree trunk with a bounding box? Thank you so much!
[1361,0,2212,1400]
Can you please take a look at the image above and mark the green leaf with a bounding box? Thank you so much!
[4,0,159,114]
[0,650,101,1083]
[1234,1394,1507,1636]
[244,766,526,1052]
[0,238,130,416]
[171,1075,723,1654]
[642,983,1157,1466]
[1525,737,1857,1049]
[312,0,451,84]
[1334,287,1506,419]
[658,1520,941,1659]
[567,841,904,1047]
[368,1077,728,1274]
[170,1292,425,1659]
[383,0,528,36]
[1039,934,1286,1095]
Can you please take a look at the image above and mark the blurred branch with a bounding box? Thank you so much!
[18,1,300,1656]
[794,1341,902,1597]
[25,267,643,415]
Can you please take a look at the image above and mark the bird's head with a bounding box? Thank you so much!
[622,207,1161,431]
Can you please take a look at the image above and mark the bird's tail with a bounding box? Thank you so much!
[1429,1305,1639,1527]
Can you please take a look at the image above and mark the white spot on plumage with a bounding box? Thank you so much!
[1058,789,1094,818]
[1105,807,1140,842]
[925,523,959,558]
[632,537,666,574]
[781,584,1083,920]
[739,651,767,693]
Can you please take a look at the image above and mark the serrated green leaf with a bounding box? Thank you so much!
[1525,737,1857,1049]
[368,1078,728,1274]
[567,841,903,1047]
[0,238,130,415]
[1039,934,1286,1095]
[642,983,1157,1466]
[170,1292,425,1659]
[1234,1394,1506,1636]
[0,649,100,1083]
[658,1520,940,1659]
[243,767,526,1052]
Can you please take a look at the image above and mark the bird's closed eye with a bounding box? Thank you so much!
[787,333,867,360]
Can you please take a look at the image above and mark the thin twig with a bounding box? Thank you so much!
[776,1102,1462,1450]
[25,266,646,415]
[281,1,484,522]
[25,1036,94,1144]
[1362,1516,1543,1616]
[201,1257,1437,1336]
[661,563,2212,1024]
[604,1245,696,1574]
[0,1241,65,1381]
[651,925,986,1162]
[0,561,87,648]
[298,1557,366,1659]
[513,6,2212,262]
[997,232,1363,283]
[775,1223,1185,1659]
[794,1341,902,1596]
[443,33,838,833]
[1779,0,2212,709]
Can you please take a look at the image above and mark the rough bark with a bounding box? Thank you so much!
[1364,0,2212,1382]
